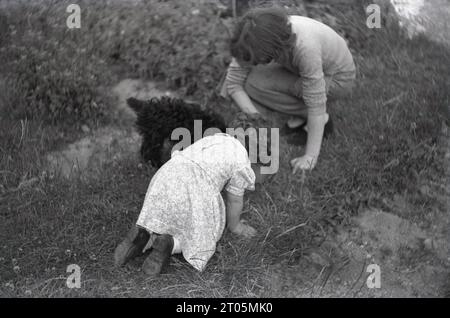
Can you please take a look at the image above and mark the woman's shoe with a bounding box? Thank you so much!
[323,117,334,139]
[280,118,307,136]
[286,117,334,146]
[114,226,150,267]
[142,234,174,276]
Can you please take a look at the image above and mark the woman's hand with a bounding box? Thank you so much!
[231,91,261,114]
[290,154,317,174]
[290,113,327,174]
[231,220,257,238]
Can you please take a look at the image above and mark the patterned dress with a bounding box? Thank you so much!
[136,134,255,271]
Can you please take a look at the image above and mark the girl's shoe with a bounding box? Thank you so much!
[142,234,174,276]
[114,226,150,267]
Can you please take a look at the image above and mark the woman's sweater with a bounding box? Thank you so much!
[225,15,356,116]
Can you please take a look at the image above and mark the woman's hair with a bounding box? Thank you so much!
[228,112,272,166]
[230,6,295,65]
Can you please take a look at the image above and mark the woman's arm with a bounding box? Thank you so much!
[291,113,328,173]
[225,58,261,115]
[291,43,328,173]
[305,113,327,158]
[230,90,260,114]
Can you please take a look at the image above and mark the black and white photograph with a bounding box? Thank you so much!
[0,0,449,303]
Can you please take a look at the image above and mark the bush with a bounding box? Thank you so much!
[86,0,232,99]
[0,2,112,123]
[0,0,349,122]
[1,0,236,120]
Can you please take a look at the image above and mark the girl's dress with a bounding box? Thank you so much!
[136,133,255,271]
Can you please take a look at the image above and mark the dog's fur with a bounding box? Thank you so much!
[127,96,227,167]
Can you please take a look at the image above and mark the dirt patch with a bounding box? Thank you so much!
[355,209,427,258]
[373,0,450,45]
[111,79,178,123]
[46,126,140,179]
[267,206,450,297]
[391,0,450,45]
[46,79,179,179]
[263,0,450,298]
[37,1,449,297]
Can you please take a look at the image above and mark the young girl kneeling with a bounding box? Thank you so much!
[114,119,272,275]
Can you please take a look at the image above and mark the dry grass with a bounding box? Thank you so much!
[0,0,448,297]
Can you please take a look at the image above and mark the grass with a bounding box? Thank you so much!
[0,0,449,297]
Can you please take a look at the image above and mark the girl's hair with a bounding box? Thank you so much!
[228,112,272,166]
[230,6,295,65]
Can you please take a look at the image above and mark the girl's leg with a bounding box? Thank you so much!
[142,234,175,276]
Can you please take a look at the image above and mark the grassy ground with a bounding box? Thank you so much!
[0,0,449,297]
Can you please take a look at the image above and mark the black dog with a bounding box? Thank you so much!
[127,96,227,167]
